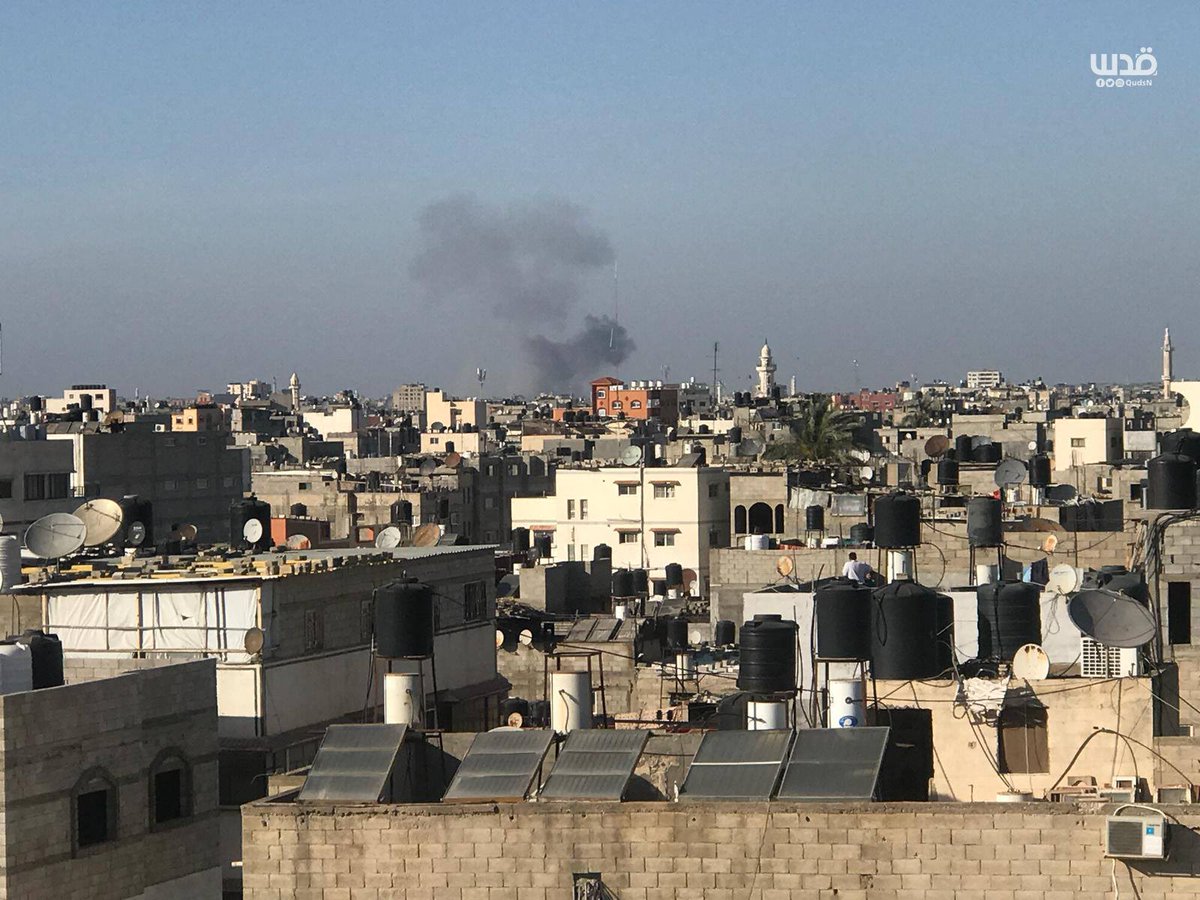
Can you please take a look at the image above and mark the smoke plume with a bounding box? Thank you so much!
[410,194,634,389]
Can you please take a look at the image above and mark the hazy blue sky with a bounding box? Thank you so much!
[2,2,1197,399]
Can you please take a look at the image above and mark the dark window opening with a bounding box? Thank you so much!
[154,768,184,823]
[1169,582,1192,646]
[219,751,267,807]
[76,788,113,848]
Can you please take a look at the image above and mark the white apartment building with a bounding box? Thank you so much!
[44,384,117,415]
[511,464,731,596]
[1051,417,1124,471]
[965,370,1004,390]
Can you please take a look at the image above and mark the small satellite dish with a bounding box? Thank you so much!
[243,627,265,655]
[1068,589,1157,648]
[495,630,505,650]
[243,518,264,545]
[411,523,440,547]
[776,556,795,577]
[418,458,438,477]
[1041,534,1059,554]
[285,534,311,550]
[739,439,765,458]
[682,568,698,591]
[1012,644,1050,681]
[507,712,524,728]
[375,526,403,549]
[859,465,875,481]
[1045,484,1077,503]
[620,445,644,466]
[924,435,950,458]
[74,499,124,546]
[849,448,871,463]
[444,451,462,469]
[518,628,534,646]
[689,629,703,646]
[126,521,147,548]
[178,523,199,542]
[994,458,1029,488]
[1047,564,1080,595]
[24,513,88,559]
[497,574,520,598]
[1027,441,1038,452]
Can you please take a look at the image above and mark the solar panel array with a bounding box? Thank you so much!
[775,727,889,801]
[442,729,554,803]
[678,730,792,800]
[298,724,408,803]
[539,730,649,801]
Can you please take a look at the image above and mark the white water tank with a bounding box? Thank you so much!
[886,549,913,581]
[0,642,33,695]
[976,563,1000,585]
[745,534,770,551]
[747,699,789,730]
[675,651,695,679]
[551,671,593,733]
[384,672,424,726]
[0,536,21,592]
[614,603,628,621]
[828,678,865,728]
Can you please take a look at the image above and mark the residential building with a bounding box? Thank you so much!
[391,382,427,413]
[966,369,1004,390]
[0,427,78,534]
[171,404,226,432]
[1051,416,1124,471]
[590,377,680,426]
[424,389,486,431]
[45,384,117,416]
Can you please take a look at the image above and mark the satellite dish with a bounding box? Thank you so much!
[1010,516,1064,533]
[859,466,874,482]
[243,627,265,655]
[74,499,124,546]
[243,518,264,544]
[495,630,505,650]
[971,435,995,451]
[1068,589,1157,648]
[739,439,764,458]
[620,446,644,466]
[1028,441,1038,452]
[776,556,794,577]
[411,524,440,547]
[506,712,524,728]
[682,568,698,592]
[1041,534,1059,554]
[994,458,1029,488]
[1012,644,1050,681]
[285,534,311,550]
[1045,484,1077,503]
[444,451,462,469]
[689,629,703,646]
[497,574,520,598]
[126,521,147,548]
[518,628,534,646]
[375,526,403,549]
[24,513,87,559]
[178,523,199,542]
[849,448,871,463]
[924,435,950,458]
[419,458,438,477]
[1047,564,1080,595]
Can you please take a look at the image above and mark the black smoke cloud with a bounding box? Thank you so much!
[410,194,634,389]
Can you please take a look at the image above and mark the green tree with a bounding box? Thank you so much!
[764,395,860,463]
[899,392,942,428]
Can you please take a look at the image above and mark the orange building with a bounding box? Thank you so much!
[590,377,679,426]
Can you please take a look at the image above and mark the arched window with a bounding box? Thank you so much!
[734,505,747,534]
[149,749,193,828]
[774,504,785,534]
[748,502,773,535]
[73,767,118,853]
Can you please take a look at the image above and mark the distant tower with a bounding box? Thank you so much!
[755,340,777,398]
[1163,328,1174,399]
[289,372,301,412]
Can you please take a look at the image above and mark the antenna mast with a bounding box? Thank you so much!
[712,342,719,401]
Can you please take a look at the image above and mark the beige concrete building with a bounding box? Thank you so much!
[44,383,117,415]
[424,389,486,431]
[1051,416,1124,471]
[170,404,225,432]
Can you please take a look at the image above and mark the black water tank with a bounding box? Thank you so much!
[122,495,155,548]
[511,527,531,552]
[1162,428,1200,461]
[28,395,44,412]
[976,581,1042,660]
[18,630,63,689]
[666,614,690,650]
[1147,453,1197,510]
[729,426,743,445]
[954,435,974,462]
[374,581,434,658]
[391,499,413,524]
[289,502,307,517]
[632,569,650,594]
[611,569,636,598]
[815,580,871,660]
[79,393,93,411]
[714,619,736,646]
[849,523,874,545]
[737,617,797,694]
[936,458,960,486]
[874,492,921,548]
[1028,454,1051,488]
[935,593,955,676]
[975,442,1002,464]
[593,543,612,561]
[967,497,1003,548]
[230,497,271,550]
[805,505,825,532]
[870,581,941,680]
[533,533,552,558]
[665,563,684,588]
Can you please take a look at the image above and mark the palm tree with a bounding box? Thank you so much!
[899,392,943,428]
[765,394,860,463]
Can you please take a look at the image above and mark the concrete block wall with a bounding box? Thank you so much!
[242,799,1200,899]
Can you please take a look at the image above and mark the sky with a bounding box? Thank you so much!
[2,2,1197,399]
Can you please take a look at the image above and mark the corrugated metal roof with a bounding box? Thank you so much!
[538,730,649,801]
[678,730,792,801]
[775,727,889,801]
[441,729,553,803]
[297,724,407,803]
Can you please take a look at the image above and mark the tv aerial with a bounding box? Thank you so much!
[1068,589,1156,648]
[24,513,87,560]
[374,526,403,550]
[74,499,125,547]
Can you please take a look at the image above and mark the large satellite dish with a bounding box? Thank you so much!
[924,435,950,458]
[285,534,312,550]
[1011,644,1050,681]
[497,574,520,598]
[620,446,644,466]
[994,458,1029,488]
[374,526,403,549]
[243,627,265,655]
[178,523,199,543]
[443,451,462,469]
[243,518,264,544]
[25,513,87,559]
[1068,589,1156,648]
[74,499,124,546]
[1047,564,1080,595]
[418,458,438,477]
[411,523,440,547]
[738,439,764,458]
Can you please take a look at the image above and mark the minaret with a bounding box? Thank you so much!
[1163,328,1174,399]
[289,372,301,412]
[756,340,777,398]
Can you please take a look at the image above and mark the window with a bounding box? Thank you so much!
[567,544,576,561]
[709,484,719,498]
[654,532,676,547]
[163,479,178,492]
[709,529,720,548]
[1070,437,1086,448]
[197,436,208,446]
[195,477,209,490]
[73,769,117,852]
[998,704,1049,774]
[579,499,588,520]
[303,609,324,651]
[567,499,576,520]
[0,479,12,499]
[222,476,235,488]
[510,464,520,476]
[618,531,639,544]
[1169,582,1192,645]
[483,496,497,509]
[580,544,588,559]
[653,483,676,499]
[630,400,642,409]
[612,401,623,410]
[299,482,311,491]
[150,751,192,827]
[23,473,70,501]
[596,389,606,398]
[464,581,488,622]
[618,483,637,496]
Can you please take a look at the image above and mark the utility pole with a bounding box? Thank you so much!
[711,342,720,401]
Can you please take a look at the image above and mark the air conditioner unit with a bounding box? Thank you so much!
[1105,810,1168,859]
[1081,636,1141,678]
